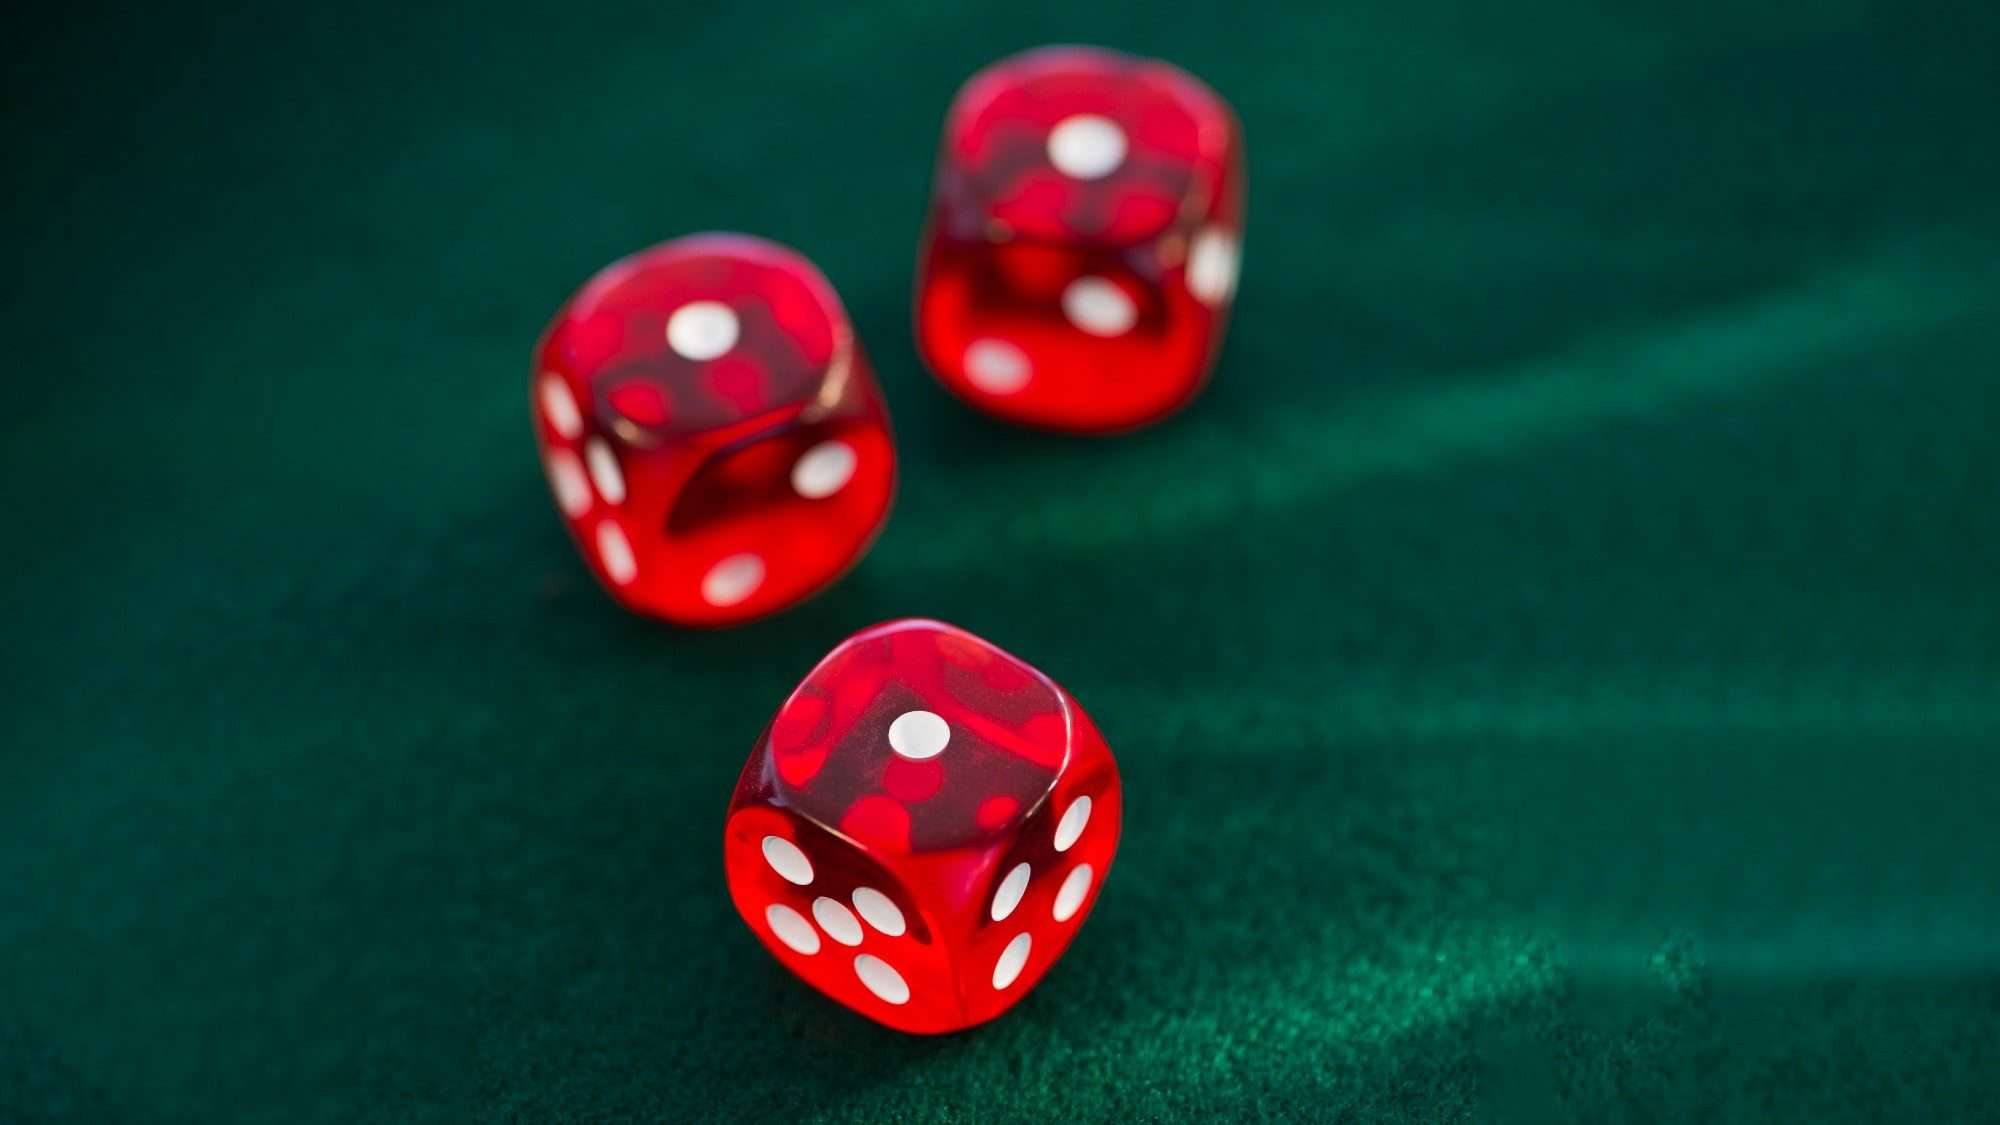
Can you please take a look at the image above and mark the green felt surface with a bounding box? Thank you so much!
[5,2,2000,1121]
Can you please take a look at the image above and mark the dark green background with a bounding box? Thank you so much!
[5,1,1998,1121]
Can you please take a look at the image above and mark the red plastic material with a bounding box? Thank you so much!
[532,234,894,626]
[725,619,1122,1033]
[916,46,1245,433]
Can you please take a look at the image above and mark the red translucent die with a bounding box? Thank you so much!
[724,619,1122,1033]
[532,233,894,626]
[915,45,1245,433]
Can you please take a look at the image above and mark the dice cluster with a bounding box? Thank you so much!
[530,46,1241,1034]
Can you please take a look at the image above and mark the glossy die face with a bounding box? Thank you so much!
[533,234,894,626]
[725,619,1121,1033]
[915,46,1244,433]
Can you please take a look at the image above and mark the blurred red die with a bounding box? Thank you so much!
[916,46,1245,433]
[532,234,894,626]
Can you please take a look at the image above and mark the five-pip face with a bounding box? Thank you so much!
[916,46,1245,433]
[533,233,895,626]
[725,619,1122,1033]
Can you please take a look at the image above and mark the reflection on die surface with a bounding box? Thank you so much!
[532,233,895,626]
[916,45,1246,434]
[725,618,1122,1033]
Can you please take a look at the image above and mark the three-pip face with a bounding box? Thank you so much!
[533,234,895,626]
[916,45,1245,433]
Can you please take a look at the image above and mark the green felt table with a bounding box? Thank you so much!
[5,2,1999,1121]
